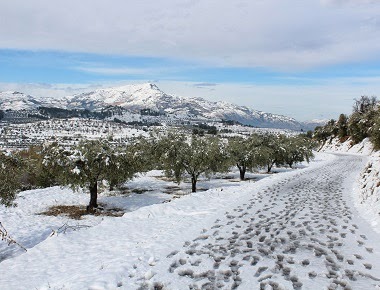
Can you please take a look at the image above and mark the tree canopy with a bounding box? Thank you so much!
[314,96,379,147]
[227,134,268,180]
[43,139,146,211]
[0,152,22,206]
[157,133,229,192]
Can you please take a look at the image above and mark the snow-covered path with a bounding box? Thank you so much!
[1,153,380,289]
[142,154,380,289]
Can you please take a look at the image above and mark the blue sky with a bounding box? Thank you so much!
[2,49,380,85]
[1,0,380,120]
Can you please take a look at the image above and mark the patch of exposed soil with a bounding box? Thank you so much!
[39,204,124,220]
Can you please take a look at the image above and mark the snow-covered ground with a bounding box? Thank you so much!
[1,152,380,289]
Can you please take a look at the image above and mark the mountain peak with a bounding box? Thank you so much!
[0,91,43,110]
[0,84,306,130]
[100,83,162,94]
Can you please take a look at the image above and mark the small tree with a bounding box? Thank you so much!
[15,146,57,189]
[313,126,330,143]
[0,152,22,206]
[260,134,287,173]
[227,134,267,180]
[348,110,377,144]
[337,114,348,140]
[43,139,145,212]
[158,133,229,192]
[282,136,314,168]
[353,96,377,114]
[370,110,380,150]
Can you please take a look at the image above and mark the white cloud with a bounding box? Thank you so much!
[1,0,380,70]
[320,0,377,7]
[0,82,100,99]
[74,66,159,76]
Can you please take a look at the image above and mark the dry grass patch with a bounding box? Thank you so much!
[39,204,124,220]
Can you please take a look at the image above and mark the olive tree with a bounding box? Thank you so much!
[0,152,22,206]
[43,139,146,212]
[227,134,268,180]
[260,134,287,173]
[282,136,314,168]
[158,133,229,192]
[15,146,57,189]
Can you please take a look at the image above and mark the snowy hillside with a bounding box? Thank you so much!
[0,91,44,111]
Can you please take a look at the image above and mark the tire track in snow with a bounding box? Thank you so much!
[140,154,380,290]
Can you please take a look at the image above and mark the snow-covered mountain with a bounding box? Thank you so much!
[64,83,303,130]
[0,91,44,111]
[301,119,328,129]
[1,84,308,130]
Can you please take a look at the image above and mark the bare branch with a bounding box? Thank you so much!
[0,222,27,252]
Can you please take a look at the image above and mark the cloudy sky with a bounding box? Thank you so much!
[1,0,380,120]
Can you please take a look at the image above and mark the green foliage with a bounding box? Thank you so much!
[348,109,377,144]
[15,146,57,189]
[192,128,205,136]
[345,95,378,145]
[312,95,379,147]
[313,126,330,143]
[352,96,377,114]
[260,134,287,172]
[227,134,268,179]
[0,152,22,206]
[193,124,218,135]
[157,133,229,192]
[281,136,315,168]
[246,134,315,172]
[313,120,338,144]
[337,114,348,139]
[348,112,368,144]
[43,139,146,211]
[370,111,380,150]
[305,130,313,139]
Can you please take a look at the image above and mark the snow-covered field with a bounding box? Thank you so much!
[1,152,380,289]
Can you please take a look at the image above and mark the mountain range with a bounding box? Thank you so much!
[0,83,325,130]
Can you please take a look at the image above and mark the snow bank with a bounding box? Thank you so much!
[321,137,380,233]
[320,137,374,155]
[355,151,380,233]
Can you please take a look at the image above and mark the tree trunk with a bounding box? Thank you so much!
[237,164,246,180]
[191,175,197,193]
[318,139,327,152]
[87,181,98,212]
[267,163,273,173]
